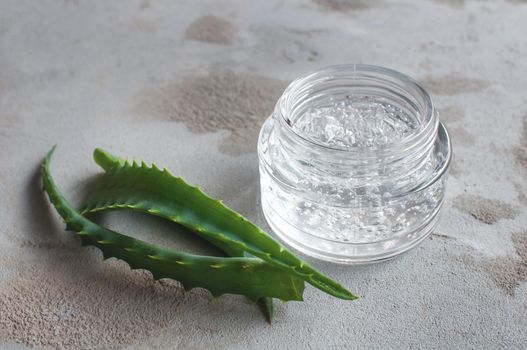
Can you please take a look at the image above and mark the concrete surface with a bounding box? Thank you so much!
[1,0,526,349]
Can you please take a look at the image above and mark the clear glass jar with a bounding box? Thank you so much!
[257,64,451,264]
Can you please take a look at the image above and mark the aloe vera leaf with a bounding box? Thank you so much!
[81,170,276,322]
[84,206,275,323]
[81,187,276,323]
[41,147,305,301]
[82,149,276,321]
[82,148,357,301]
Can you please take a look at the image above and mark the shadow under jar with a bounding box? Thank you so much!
[258,64,451,264]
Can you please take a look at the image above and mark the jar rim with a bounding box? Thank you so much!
[275,64,436,157]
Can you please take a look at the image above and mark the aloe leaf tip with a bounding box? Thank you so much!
[93,147,124,171]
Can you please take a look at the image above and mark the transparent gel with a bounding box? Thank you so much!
[258,65,451,264]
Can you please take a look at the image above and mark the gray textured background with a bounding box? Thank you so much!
[1,0,526,349]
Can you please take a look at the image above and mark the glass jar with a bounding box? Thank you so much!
[257,64,451,264]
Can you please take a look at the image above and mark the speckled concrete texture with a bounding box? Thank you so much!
[1,0,526,349]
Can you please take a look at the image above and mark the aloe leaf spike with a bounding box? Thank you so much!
[83,148,357,301]
[41,147,305,301]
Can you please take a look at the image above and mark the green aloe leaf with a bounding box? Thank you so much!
[81,148,357,301]
[42,147,305,301]
[82,150,277,322]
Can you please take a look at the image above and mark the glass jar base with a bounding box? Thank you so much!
[261,195,443,264]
